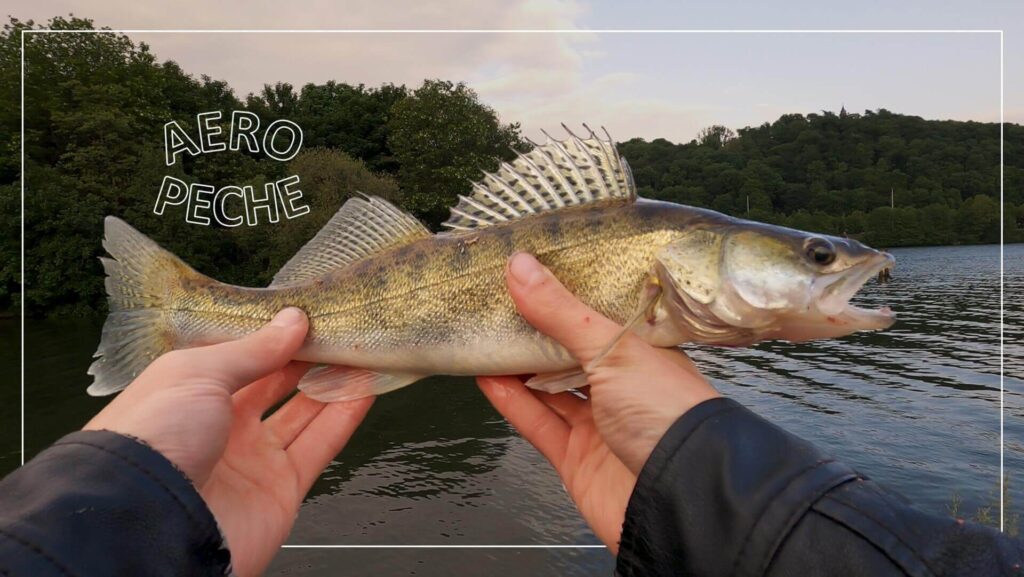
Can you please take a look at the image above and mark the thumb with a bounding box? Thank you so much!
[185,307,309,394]
[506,252,627,366]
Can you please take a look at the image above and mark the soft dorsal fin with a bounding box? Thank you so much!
[442,125,636,231]
[270,195,430,287]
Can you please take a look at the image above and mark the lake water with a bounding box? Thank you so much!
[3,243,1022,576]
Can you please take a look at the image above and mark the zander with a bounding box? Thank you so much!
[88,127,895,402]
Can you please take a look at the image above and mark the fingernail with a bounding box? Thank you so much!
[270,307,305,327]
[508,252,547,286]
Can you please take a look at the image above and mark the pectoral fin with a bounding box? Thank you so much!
[525,369,589,394]
[299,365,424,402]
[584,278,663,372]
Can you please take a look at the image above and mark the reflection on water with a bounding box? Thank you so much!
[296,377,600,548]
[4,244,1022,576]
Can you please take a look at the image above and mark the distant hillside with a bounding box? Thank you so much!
[619,110,1023,247]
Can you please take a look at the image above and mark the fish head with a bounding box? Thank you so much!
[654,222,895,345]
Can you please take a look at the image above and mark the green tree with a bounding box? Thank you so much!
[957,195,1000,244]
[620,108,1022,248]
[697,125,736,150]
[295,82,407,173]
[3,16,278,315]
[387,79,523,224]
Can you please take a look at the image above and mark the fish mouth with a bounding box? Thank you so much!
[813,252,896,328]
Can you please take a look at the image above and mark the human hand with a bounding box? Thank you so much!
[84,308,373,577]
[478,253,719,552]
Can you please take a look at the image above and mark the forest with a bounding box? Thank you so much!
[2,17,1021,316]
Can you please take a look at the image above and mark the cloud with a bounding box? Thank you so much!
[493,71,727,142]
[17,0,618,132]
[16,0,632,133]
[18,0,590,93]
[12,1,1013,143]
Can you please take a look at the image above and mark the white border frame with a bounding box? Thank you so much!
[18,28,1007,548]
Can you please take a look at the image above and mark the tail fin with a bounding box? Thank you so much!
[87,217,194,396]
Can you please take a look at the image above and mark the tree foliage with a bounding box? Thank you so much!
[245,81,408,174]
[387,79,523,223]
[620,110,1023,247]
[697,125,735,150]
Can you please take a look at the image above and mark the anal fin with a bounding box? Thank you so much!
[525,369,588,394]
[299,365,424,402]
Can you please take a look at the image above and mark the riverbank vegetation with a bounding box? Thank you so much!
[620,112,1021,248]
[2,17,1021,316]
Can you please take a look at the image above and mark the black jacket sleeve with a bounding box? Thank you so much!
[616,397,1024,577]
[0,430,230,576]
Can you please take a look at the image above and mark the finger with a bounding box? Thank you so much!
[532,389,591,427]
[287,397,374,493]
[506,253,626,365]
[477,376,570,470]
[264,392,325,449]
[232,361,310,417]
[184,307,308,394]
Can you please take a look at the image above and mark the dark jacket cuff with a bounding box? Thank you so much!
[0,430,230,576]
[616,397,858,577]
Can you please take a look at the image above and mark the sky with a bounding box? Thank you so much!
[8,0,1022,143]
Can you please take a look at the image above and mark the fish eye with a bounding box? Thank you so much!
[805,238,836,266]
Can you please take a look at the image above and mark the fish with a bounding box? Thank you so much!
[88,126,895,402]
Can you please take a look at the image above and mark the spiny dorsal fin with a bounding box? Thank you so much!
[442,125,636,231]
[270,195,430,287]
